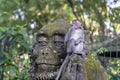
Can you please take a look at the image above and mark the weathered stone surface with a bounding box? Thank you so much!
[30,19,109,80]
[60,54,108,80]
[85,55,109,80]
[60,54,87,80]
[30,19,71,80]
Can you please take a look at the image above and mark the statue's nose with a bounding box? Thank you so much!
[43,43,52,54]
[43,48,50,55]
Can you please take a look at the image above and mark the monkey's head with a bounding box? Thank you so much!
[72,19,84,29]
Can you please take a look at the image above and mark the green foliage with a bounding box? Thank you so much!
[0,25,30,80]
[107,58,120,80]
[90,48,120,79]
[90,47,108,57]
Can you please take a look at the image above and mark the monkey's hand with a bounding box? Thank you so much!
[75,40,80,45]
[75,40,82,45]
[75,38,84,45]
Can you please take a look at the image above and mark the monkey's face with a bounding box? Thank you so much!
[72,20,84,29]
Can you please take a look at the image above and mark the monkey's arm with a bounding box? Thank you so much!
[66,39,75,54]
[75,38,84,45]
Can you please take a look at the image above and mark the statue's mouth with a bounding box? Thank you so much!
[36,62,60,72]
[33,54,62,79]
[37,63,60,66]
[34,70,58,79]
[34,59,61,79]
[35,58,61,65]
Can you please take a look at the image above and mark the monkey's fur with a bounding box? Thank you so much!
[64,20,86,56]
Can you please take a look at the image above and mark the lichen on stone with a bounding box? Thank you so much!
[85,54,109,80]
[38,19,71,37]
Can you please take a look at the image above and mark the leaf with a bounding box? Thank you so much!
[0,27,9,32]
[0,35,5,39]
[2,51,11,60]
[0,59,7,65]
[18,28,27,36]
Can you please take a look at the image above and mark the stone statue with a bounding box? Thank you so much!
[30,19,109,80]
[29,19,70,80]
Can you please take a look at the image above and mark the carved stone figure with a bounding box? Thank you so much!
[29,19,70,80]
[30,19,109,80]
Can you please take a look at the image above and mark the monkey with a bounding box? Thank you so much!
[56,20,86,80]
[64,19,86,56]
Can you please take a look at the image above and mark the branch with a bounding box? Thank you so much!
[67,0,80,19]
[89,35,120,51]
[36,0,41,10]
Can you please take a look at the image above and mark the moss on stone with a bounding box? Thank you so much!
[85,55,109,80]
[36,19,109,80]
[38,19,71,37]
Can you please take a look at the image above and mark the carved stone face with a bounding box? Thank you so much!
[36,32,65,79]
[30,19,70,80]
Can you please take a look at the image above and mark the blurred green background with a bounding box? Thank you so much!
[0,0,120,80]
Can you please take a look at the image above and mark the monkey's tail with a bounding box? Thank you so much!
[55,54,70,80]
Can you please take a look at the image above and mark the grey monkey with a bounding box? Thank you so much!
[56,20,86,80]
[64,19,86,56]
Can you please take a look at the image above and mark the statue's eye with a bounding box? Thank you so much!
[54,41,64,46]
[37,36,48,46]
[54,34,64,45]
[38,41,47,46]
